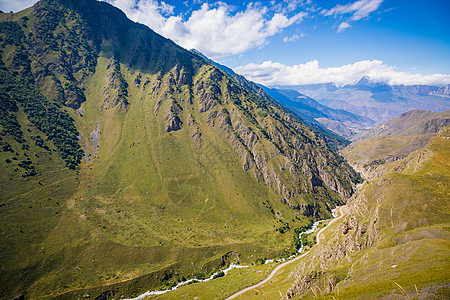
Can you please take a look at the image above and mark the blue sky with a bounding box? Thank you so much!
[2,0,450,86]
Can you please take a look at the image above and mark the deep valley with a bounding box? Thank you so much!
[0,0,449,299]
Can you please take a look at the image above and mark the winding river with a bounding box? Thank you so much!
[225,206,345,300]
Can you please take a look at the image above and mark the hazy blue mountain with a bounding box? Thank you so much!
[275,77,450,125]
[262,87,375,138]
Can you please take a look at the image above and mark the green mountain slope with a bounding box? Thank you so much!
[281,127,450,299]
[143,127,450,300]
[0,0,360,298]
[342,110,450,179]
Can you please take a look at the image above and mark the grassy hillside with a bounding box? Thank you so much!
[278,127,450,299]
[0,0,360,298]
[342,110,450,179]
[197,127,449,299]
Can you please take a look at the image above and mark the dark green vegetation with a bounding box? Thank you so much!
[0,59,83,169]
[0,1,360,298]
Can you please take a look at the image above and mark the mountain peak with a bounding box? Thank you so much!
[355,75,371,85]
[354,75,388,88]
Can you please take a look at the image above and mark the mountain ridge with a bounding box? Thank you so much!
[352,109,450,141]
[0,0,360,298]
[190,49,352,147]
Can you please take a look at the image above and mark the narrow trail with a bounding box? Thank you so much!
[224,206,346,300]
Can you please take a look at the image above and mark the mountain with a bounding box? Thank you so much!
[175,123,450,299]
[352,109,450,141]
[283,125,450,298]
[342,109,449,179]
[341,109,450,180]
[0,0,360,298]
[191,50,352,147]
[217,113,449,299]
[276,78,450,125]
[262,87,375,139]
[277,108,450,299]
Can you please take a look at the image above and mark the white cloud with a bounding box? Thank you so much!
[284,0,311,12]
[283,33,305,42]
[106,0,307,58]
[284,34,299,42]
[324,0,384,21]
[0,0,36,12]
[234,60,450,87]
[337,22,351,32]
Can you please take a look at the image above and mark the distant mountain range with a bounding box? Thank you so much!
[262,87,375,139]
[195,52,450,141]
[271,77,450,138]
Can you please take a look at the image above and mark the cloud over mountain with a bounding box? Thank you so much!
[105,0,307,58]
[234,59,450,87]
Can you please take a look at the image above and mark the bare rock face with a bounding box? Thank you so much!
[284,271,338,299]
[186,65,360,218]
[165,114,182,132]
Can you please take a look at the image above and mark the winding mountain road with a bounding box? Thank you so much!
[224,206,346,300]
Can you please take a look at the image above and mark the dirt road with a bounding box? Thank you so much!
[224,206,346,300]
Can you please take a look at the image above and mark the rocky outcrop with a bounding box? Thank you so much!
[284,187,381,298]
[189,66,359,218]
[284,271,338,299]
[165,114,182,132]
[102,58,128,110]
